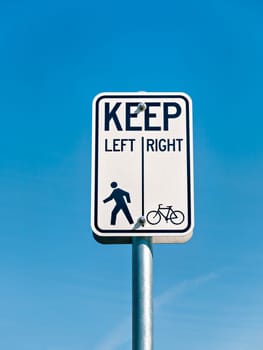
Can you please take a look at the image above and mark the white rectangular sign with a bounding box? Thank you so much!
[91,92,194,243]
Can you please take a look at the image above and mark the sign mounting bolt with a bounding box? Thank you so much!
[135,102,147,114]
[139,216,146,227]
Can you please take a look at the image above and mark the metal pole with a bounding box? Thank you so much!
[132,237,153,350]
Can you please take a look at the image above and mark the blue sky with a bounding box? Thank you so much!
[0,0,263,349]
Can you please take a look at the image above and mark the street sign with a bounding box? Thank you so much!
[91,92,194,244]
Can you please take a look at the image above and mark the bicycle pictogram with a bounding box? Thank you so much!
[146,204,185,225]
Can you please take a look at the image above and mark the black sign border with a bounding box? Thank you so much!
[92,94,193,244]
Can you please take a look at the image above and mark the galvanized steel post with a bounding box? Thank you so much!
[132,237,153,350]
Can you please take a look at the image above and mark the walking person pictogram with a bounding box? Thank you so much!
[103,182,134,225]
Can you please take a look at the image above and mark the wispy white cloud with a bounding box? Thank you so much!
[155,272,217,309]
[94,315,131,350]
[94,272,218,350]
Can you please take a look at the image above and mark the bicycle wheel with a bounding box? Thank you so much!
[146,211,161,225]
[170,210,184,225]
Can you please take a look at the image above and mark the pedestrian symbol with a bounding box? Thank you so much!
[103,182,134,225]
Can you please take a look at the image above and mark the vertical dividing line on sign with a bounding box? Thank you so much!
[141,136,145,217]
